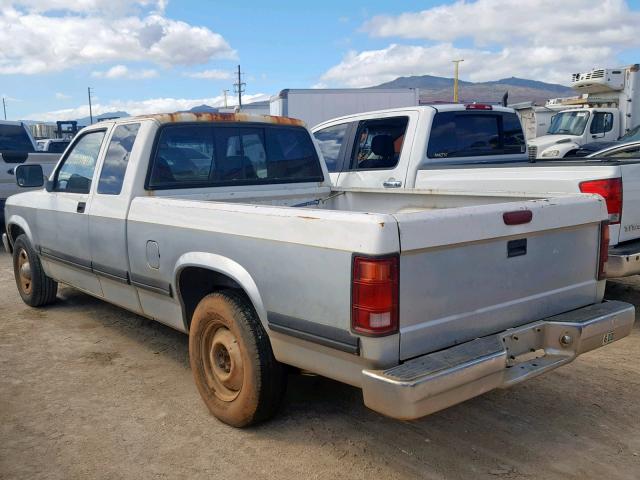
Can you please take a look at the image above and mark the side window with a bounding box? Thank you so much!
[313,123,349,172]
[54,130,106,193]
[591,112,614,134]
[350,117,408,170]
[600,145,640,158]
[148,125,215,188]
[98,123,140,195]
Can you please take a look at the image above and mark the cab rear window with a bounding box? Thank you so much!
[427,111,525,161]
[0,124,35,152]
[147,124,323,189]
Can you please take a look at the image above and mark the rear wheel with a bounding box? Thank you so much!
[12,234,58,307]
[189,291,286,427]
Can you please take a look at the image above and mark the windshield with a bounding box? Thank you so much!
[547,111,590,136]
[620,124,640,142]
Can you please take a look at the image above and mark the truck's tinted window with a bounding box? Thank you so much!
[47,141,70,153]
[427,112,525,160]
[55,130,106,194]
[148,124,323,189]
[98,123,140,195]
[0,124,35,152]
[313,123,349,172]
[351,117,408,170]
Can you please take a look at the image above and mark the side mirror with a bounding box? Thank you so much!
[15,164,45,188]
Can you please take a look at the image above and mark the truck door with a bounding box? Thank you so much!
[36,129,107,295]
[87,122,144,313]
[590,111,618,142]
[331,111,418,189]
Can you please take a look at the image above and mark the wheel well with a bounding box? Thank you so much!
[8,224,25,245]
[178,267,246,331]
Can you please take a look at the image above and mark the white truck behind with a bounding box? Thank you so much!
[313,104,640,277]
[528,64,640,159]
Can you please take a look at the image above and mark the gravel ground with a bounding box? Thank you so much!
[1,249,639,480]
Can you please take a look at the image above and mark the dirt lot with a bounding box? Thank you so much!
[1,250,639,480]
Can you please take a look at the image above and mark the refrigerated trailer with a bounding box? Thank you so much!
[269,88,420,129]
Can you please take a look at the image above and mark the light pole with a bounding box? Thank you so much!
[2,97,6,120]
[452,59,464,103]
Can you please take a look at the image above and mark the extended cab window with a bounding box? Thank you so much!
[54,130,106,194]
[427,111,525,160]
[98,123,141,195]
[313,123,349,172]
[351,117,408,170]
[148,124,323,189]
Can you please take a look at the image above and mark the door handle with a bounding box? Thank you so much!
[77,202,86,213]
[383,179,402,188]
[7,168,14,175]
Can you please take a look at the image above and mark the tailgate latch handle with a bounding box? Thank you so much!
[503,210,533,225]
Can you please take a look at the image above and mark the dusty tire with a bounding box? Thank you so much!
[189,291,286,427]
[12,234,58,307]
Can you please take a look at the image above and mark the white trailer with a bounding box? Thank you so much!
[269,88,420,129]
[529,64,640,159]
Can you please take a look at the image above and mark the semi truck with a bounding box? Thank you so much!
[528,64,640,159]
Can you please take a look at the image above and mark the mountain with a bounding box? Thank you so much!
[73,111,129,126]
[374,75,575,105]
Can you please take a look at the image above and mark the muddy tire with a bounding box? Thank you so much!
[12,234,58,307]
[189,291,287,427]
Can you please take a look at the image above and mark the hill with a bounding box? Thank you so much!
[374,75,574,104]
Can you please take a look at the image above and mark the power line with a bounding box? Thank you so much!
[233,65,246,108]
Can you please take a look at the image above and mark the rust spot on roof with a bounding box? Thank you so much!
[297,215,320,221]
[133,111,306,127]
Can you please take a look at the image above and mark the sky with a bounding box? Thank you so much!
[1,0,639,121]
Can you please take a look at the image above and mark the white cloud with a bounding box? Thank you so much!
[55,92,71,100]
[321,0,640,87]
[23,93,271,121]
[0,2,235,74]
[183,69,233,80]
[92,65,158,79]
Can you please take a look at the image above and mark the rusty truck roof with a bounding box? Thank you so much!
[131,111,306,127]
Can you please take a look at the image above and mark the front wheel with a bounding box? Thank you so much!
[12,234,58,307]
[188,291,287,427]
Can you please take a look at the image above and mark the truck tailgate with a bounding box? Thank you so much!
[394,195,606,360]
[618,162,640,243]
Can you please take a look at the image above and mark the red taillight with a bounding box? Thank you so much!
[598,221,609,280]
[579,178,622,224]
[465,103,493,110]
[352,255,399,336]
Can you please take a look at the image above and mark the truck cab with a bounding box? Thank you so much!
[529,108,620,159]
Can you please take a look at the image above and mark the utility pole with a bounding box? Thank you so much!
[2,97,6,120]
[233,65,245,108]
[452,59,464,103]
[222,89,229,108]
[87,87,94,124]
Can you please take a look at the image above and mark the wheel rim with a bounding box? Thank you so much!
[201,325,243,402]
[17,248,32,295]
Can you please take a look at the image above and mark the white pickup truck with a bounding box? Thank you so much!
[3,113,634,427]
[313,104,640,278]
[1,120,60,225]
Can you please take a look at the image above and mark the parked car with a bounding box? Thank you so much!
[312,104,640,278]
[36,138,71,153]
[586,140,640,159]
[3,112,634,427]
[568,124,640,157]
[1,121,61,225]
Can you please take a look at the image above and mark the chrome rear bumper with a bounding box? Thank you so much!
[361,301,635,420]
[607,240,640,277]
